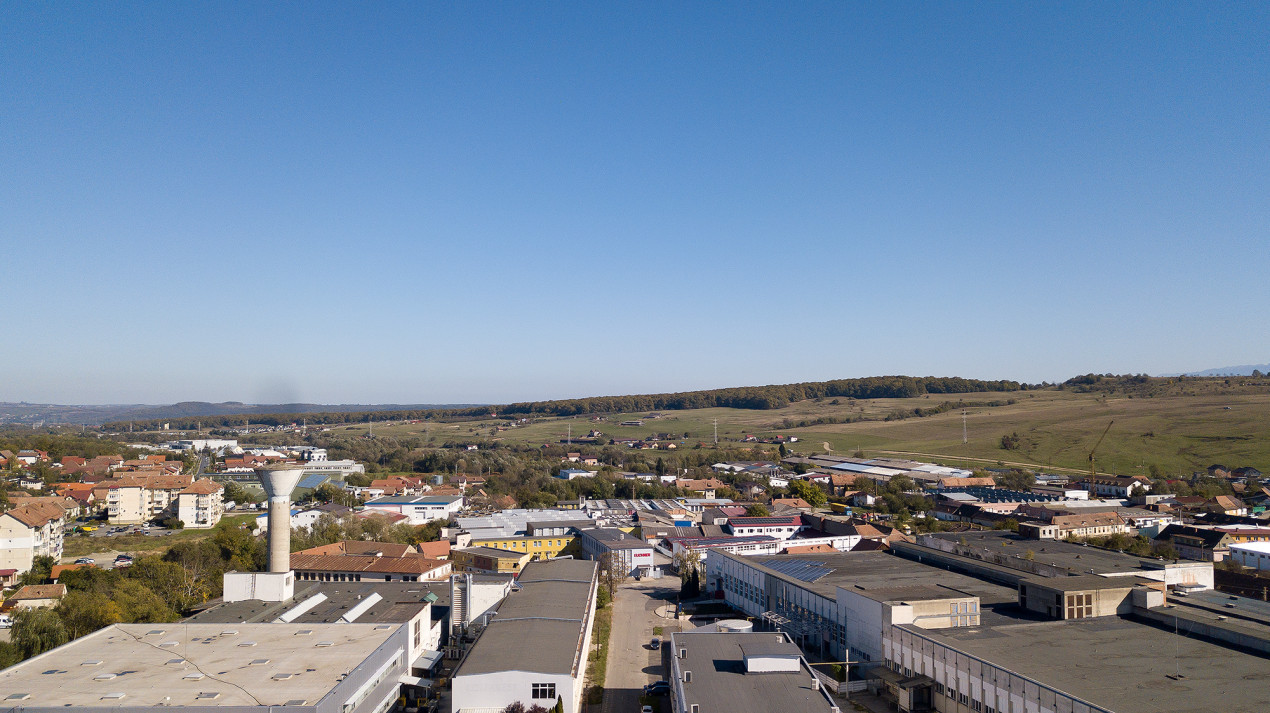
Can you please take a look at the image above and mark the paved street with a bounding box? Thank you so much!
[601,574,684,713]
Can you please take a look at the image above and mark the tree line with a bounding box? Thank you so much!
[104,375,1025,431]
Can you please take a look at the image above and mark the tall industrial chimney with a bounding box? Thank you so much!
[256,464,304,573]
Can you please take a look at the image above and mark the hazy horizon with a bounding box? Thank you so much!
[4,4,1267,405]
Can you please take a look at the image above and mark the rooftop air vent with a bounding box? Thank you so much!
[101,693,126,700]
[273,673,295,680]
[82,660,103,666]
[184,673,206,680]
[249,659,271,666]
[238,641,258,647]
[196,692,220,700]
[316,641,335,647]
[5,694,31,701]
[94,674,117,681]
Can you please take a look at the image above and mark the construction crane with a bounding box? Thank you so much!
[1087,420,1114,478]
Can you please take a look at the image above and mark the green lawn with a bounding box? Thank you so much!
[360,385,1270,478]
[61,513,258,559]
[585,602,614,704]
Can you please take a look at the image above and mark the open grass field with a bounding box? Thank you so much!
[60,513,258,559]
[352,382,1270,478]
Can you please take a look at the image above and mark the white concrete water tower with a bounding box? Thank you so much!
[255,464,305,573]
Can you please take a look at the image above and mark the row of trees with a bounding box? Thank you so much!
[288,512,444,552]
[107,375,1027,431]
[0,523,267,668]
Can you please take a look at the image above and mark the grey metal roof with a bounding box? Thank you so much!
[454,559,597,677]
[670,632,837,713]
[728,551,1018,606]
[904,615,1270,713]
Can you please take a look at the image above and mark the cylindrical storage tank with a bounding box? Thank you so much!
[716,619,753,633]
[255,464,305,573]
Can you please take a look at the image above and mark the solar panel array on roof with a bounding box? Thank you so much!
[297,474,330,489]
[760,558,833,583]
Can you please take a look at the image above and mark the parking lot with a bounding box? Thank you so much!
[70,521,177,539]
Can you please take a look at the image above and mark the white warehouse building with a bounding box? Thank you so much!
[451,559,599,713]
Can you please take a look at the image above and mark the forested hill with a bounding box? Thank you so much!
[106,376,1023,431]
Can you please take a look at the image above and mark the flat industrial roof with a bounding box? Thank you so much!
[903,615,1270,713]
[724,551,1018,607]
[672,632,837,713]
[923,530,1162,575]
[454,558,597,677]
[1019,574,1156,592]
[0,623,398,708]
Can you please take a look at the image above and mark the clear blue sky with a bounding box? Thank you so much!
[3,3,1267,405]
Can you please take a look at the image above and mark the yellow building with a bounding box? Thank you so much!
[469,534,582,561]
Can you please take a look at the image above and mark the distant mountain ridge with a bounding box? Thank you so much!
[0,401,480,426]
[1159,363,1270,377]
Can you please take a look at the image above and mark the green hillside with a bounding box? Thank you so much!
[355,377,1270,479]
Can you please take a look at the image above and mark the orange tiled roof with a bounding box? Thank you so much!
[2,502,65,528]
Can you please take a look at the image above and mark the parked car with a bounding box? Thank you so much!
[641,707,653,713]
[74,557,94,565]
[650,636,660,650]
[642,681,670,696]
[0,614,13,629]
[80,525,98,532]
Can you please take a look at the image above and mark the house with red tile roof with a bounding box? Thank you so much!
[176,478,225,528]
[5,583,66,609]
[0,503,66,574]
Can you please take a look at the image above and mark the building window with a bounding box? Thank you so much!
[531,683,555,700]
[1065,592,1093,619]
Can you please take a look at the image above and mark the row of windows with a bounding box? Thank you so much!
[297,571,429,582]
[887,652,1043,713]
[483,539,569,549]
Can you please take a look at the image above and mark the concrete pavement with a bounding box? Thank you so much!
[600,575,683,713]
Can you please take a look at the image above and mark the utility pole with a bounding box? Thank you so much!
[567,423,571,446]
[713,419,718,446]
[962,409,968,444]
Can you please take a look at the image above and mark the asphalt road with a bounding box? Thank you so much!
[601,574,684,713]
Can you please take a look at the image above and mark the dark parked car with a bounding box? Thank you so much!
[643,681,670,696]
